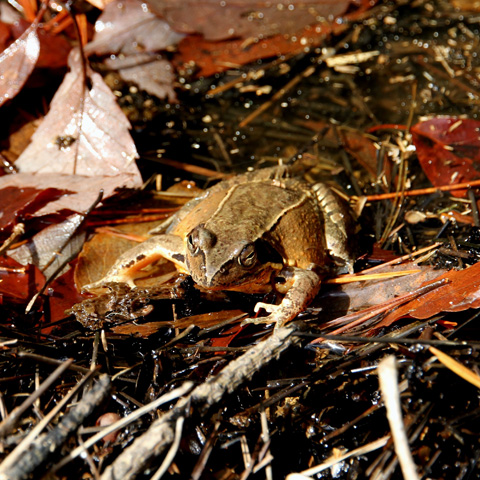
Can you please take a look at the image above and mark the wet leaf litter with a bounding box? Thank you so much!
[2,1,480,479]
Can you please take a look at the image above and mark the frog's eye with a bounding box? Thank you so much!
[238,244,257,268]
[187,234,200,256]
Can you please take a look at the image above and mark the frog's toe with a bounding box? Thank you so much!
[241,302,290,328]
[241,315,278,327]
[253,302,278,314]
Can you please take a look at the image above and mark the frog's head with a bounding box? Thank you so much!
[185,224,282,292]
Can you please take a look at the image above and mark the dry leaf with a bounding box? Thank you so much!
[8,214,86,279]
[412,117,480,198]
[149,0,353,41]
[86,0,183,55]
[0,185,68,234]
[0,256,44,303]
[104,52,176,101]
[314,263,445,322]
[378,262,480,328]
[0,173,141,218]
[0,19,39,107]
[173,0,375,77]
[15,48,141,180]
[85,0,182,100]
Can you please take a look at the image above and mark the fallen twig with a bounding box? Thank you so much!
[101,323,304,480]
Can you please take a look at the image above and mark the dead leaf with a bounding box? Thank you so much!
[111,310,246,336]
[8,214,87,279]
[45,267,86,328]
[74,229,142,289]
[172,0,375,77]
[412,117,480,197]
[10,20,71,69]
[377,262,480,328]
[301,119,380,179]
[449,0,480,11]
[0,256,44,303]
[150,0,353,41]
[0,185,68,234]
[14,48,141,180]
[0,19,40,107]
[314,263,445,323]
[86,0,183,55]
[0,173,141,218]
[104,52,176,101]
[0,22,11,51]
[0,118,41,164]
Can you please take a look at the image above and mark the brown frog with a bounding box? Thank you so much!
[83,165,357,327]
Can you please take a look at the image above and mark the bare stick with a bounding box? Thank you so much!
[101,324,304,480]
[50,382,193,473]
[0,373,109,480]
[0,358,73,438]
[378,356,420,480]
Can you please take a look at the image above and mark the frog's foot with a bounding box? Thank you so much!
[242,301,293,329]
[243,267,322,329]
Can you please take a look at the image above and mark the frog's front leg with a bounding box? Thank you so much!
[82,234,187,292]
[243,267,321,329]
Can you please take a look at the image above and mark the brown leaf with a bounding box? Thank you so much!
[172,0,375,77]
[10,20,71,69]
[0,173,141,218]
[450,0,480,11]
[74,220,178,290]
[86,0,183,55]
[150,0,353,41]
[111,310,246,336]
[8,214,87,279]
[301,119,380,179]
[0,256,44,303]
[0,22,11,51]
[378,262,480,328]
[0,19,39,107]
[74,230,142,289]
[411,117,480,198]
[314,263,445,322]
[0,185,68,234]
[45,267,86,328]
[14,48,141,180]
[104,53,176,101]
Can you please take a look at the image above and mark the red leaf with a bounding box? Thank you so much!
[0,256,44,303]
[150,0,353,41]
[378,262,480,328]
[10,20,70,69]
[412,117,480,197]
[0,173,141,219]
[173,0,375,77]
[0,185,68,233]
[46,267,86,326]
[0,21,11,51]
[0,19,39,106]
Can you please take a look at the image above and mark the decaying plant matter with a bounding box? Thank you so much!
[2,0,480,479]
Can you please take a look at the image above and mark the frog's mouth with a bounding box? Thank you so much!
[188,238,284,291]
[193,260,283,292]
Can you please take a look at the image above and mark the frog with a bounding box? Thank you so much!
[82,165,357,328]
